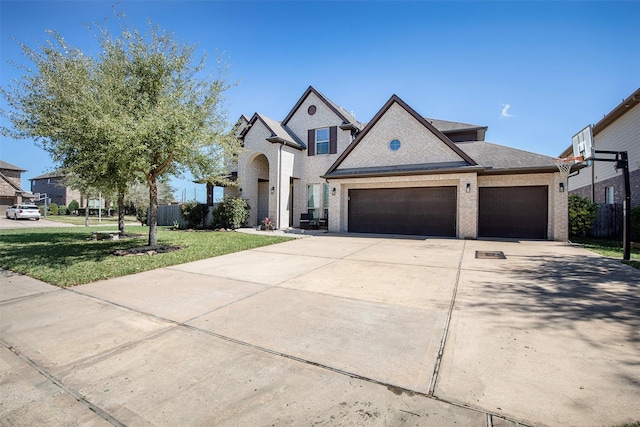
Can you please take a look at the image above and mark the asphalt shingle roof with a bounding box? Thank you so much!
[425,118,486,132]
[0,160,26,172]
[258,114,306,150]
[30,170,65,180]
[456,140,557,171]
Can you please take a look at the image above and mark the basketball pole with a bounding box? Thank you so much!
[591,150,631,261]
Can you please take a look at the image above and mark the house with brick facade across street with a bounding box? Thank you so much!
[0,160,34,213]
[29,170,107,210]
[559,87,640,208]
[222,86,568,241]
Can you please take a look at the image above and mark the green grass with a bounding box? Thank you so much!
[0,226,292,287]
[44,214,140,226]
[570,236,640,270]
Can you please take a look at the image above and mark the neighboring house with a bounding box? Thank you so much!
[226,86,567,240]
[29,170,86,208]
[560,87,640,207]
[0,160,34,212]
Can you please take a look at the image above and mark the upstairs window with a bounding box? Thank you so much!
[307,126,337,156]
[315,128,330,155]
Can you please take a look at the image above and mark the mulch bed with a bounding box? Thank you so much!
[112,245,182,256]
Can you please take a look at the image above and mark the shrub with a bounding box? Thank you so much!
[68,200,79,214]
[212,197,250,229]
[180,201,209,229]
[49,202,59,216]
[568,194,599,237]
[631,205,640,240]
[58,205,68,215]
[135,208,148,225]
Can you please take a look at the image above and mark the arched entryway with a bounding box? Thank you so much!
[248,154,270,226]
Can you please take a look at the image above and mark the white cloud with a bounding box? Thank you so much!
[500,103,515,119]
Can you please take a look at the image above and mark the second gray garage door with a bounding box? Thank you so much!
[348,187,456,236]
[478,186,548,239]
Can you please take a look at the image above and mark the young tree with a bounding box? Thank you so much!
[1,13,239,245]
[125,180,175,222]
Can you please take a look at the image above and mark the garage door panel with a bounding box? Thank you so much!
[348,187,456,236]
[478,186,548,239]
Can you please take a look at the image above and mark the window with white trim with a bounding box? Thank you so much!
[315,128,330,155]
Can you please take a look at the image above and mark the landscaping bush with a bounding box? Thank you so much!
[58,205,68,215]
[212,197,250,229]
[180,202,209,228]
[68,200,79,214]
[568,194,599,237]
[49,202,59,216]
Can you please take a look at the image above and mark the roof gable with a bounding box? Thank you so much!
[242,113,305,150]
[1,171,25,193]
[281,86,361,129]
[326,95,477,176]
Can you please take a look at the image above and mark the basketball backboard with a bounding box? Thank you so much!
[572,125,593,161]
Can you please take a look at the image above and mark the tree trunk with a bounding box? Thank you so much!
[148,177,158,246]
[117,188,126,236]
[84,196,90,227]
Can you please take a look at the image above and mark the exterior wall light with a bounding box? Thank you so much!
[238,188,242,193]
[466,183,471,193]
[559,183,565,192]
[332,187,336,196]
[270,186,275,194]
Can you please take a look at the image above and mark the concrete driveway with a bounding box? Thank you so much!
[1,234,639,426]
[0,216,75,229]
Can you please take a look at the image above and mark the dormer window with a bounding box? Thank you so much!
[315,128,330,155]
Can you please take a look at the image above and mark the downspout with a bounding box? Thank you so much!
[277,142,283,229]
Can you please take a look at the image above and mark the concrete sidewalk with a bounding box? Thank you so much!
[1,235,639,426]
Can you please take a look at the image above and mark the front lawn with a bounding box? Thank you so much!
[0,226,291,287]
[570,236,640,270]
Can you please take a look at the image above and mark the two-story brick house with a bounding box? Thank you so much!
[228,86,567,240]
[29,170,83,208]
[0,160,33,212]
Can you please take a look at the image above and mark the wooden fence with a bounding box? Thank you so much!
[154,204,216,228]
[588,203,622,238]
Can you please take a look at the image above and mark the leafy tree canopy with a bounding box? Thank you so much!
[1,10,240,245]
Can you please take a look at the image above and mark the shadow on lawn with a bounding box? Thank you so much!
[0,230,146,268]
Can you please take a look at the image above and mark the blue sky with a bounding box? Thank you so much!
[1,0,639,203]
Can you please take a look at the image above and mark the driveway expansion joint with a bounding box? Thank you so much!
[428,239,466,396]
[0,337,126,427]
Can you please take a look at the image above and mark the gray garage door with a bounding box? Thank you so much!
[1,197,14,215]
[478,186,548,239]
[348,187,456,236]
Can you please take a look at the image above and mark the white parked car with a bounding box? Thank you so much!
[6,204,41,220]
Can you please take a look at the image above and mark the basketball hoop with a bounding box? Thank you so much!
[554,156,583,177]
